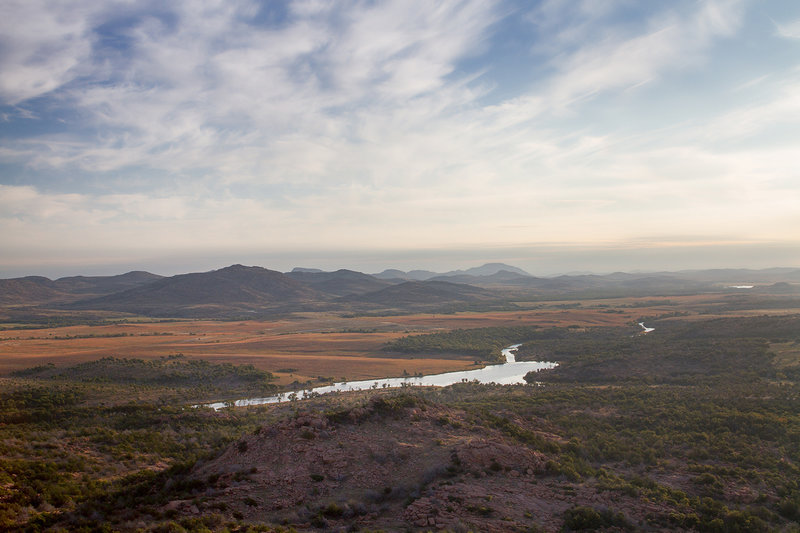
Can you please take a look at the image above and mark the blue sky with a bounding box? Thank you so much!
[1,0,799,277]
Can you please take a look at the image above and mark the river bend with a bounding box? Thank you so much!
[204,344,557,410]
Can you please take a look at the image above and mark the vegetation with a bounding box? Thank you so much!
[0,356,285,530]
[2,310,800,530]
[432,316,800,531]
[515,314,800,384]
[11,354,275,390]
[383,325,566,361]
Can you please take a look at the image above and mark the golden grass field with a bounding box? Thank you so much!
[2,294,798,384]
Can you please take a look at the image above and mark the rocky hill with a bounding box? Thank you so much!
[182,395,626,532]
[67,264,321,317]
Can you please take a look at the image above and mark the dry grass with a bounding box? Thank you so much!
[3,294,779,381]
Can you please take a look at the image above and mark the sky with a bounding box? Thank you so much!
[1,0,799,278]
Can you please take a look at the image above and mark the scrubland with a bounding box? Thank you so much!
[1,293,799,531]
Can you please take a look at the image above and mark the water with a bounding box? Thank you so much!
[203,344,557,409]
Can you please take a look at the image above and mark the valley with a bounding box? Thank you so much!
[1,264,800,531]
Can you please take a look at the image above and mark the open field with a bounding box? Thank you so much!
[4,293,800,385]
[0,299,667,383]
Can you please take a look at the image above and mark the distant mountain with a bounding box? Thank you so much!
[54,271,163,295]
[373,263,529,281]
[340,280,499,308]
[406,270,441,281]
[68,264,320,317]
[4,264,800,318]
[286,269,392,297]
[372,269,440,281]
[372,269,409,280]
[429,270,532,285]
[456,263,530,277]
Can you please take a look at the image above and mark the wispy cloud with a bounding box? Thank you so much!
[2,0,499,183]
[774,17,800,39]
[0,1,98,105]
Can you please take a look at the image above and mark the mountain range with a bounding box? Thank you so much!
[1,263,799,319]
[373,262,530,281]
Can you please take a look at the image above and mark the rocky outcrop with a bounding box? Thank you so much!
[178,395,672,531]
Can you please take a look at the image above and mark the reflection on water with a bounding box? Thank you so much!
[203,344,557,410]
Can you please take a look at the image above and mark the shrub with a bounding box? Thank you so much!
[563,505,631,531]
[322,502,344,518]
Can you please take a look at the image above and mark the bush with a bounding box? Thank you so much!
[562,505,631,531]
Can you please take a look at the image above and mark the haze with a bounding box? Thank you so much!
[2,1,799,279]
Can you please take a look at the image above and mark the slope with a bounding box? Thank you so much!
[67,264,321,317]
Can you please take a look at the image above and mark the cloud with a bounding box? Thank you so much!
[1,0,799,276]
[774,17,800,39]
[1,0,501,188]
[0,0,746,183]
[543,0,743,110]
[0,1,99,105]
[701,82,800,141]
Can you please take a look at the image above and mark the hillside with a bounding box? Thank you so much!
[340,280,500,309]
[67,264,321,317]
[0,271,163,307]
[285,268,392,297]
[190,396,560,531]
[373,268,439,281]
[0,276,72,305]
[429,270,533,285]
[53,271,163,295]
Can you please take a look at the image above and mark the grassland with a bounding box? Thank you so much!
[0,294,738,379]
[0,299,660,386]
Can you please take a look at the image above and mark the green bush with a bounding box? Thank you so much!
[562,505,631,530]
